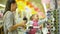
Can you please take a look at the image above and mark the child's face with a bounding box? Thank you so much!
[33,14,39,20]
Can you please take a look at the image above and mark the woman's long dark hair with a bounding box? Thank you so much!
[3,0,16,15]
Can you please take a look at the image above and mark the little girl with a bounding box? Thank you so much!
[29,14,39,34]
[26,14,46,34]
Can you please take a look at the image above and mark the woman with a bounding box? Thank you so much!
[3,0,26,34]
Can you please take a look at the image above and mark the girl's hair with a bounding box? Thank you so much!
[3,0,16,15]
[30,14,39,20]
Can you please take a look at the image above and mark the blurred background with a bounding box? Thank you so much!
[0,0,60,34]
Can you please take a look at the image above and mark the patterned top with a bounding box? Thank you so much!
[3,11,18,34]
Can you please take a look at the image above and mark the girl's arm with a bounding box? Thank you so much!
[38,18,47,25]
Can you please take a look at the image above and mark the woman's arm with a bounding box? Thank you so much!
[9,22,25,32]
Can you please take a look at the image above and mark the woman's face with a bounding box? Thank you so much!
[11,3,17,11]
